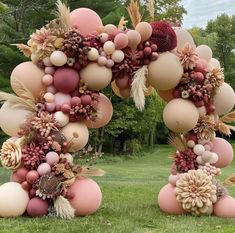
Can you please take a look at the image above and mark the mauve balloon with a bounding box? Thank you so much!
[27,197,48,217]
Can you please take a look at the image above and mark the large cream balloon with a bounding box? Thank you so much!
[0,182,29,217]
[174,27,195,50]
[195,45,213,62]
[10,62,45,99]
[61,122,89,152]
[148,52,183,91]
[80,63,112,91]
[0,101,33,136]
[214,82,235,116]
[163,99,199,133]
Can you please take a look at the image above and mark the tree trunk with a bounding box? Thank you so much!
[98,127,105,153]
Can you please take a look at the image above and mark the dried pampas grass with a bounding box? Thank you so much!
[131,65,148,111]
[54,195,75,219]
[11,44,32,57]
[118,17,128,30]
[127,0,142,27]
[168,134,187,152]
[146,0,155,20]
[56,0,71,30]
[80,167,106,177]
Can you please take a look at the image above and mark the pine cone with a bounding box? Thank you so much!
[0,139,22,170]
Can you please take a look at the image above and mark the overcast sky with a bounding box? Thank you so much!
[181,0,235,29]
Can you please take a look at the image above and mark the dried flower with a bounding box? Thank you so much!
[193,116,216,141]
[175,169,217,215]
[199,163,221,177]
[28,27,56,59]
[22,143,45,170]
[178,43,198,70]
[213,179,229,200]
[0,139,22,170]
[36,173,63,199]
[174,149,198,173]
[32,112,58,137]
[54,38,64,49]
[207,68,224,92]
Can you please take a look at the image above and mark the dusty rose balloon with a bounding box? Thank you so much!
[174,27,195,50]
[126,30,141,51]
[10,61,45,99]
[46,151,60,166]
[194,58,209,74]
[46,102,56,113]
[114,33,128,49]
[158,184,184,215]
[148,52,183,91]
[84,94,113,128]
[15,167,29,182]
[0,182,29,217]
[214,196,235,218]
[54,92,71,106]
[213,82,235,116]
[42,74,53,86]
[37,163,51,176]
[70,8,103,36]
[80,63,112,91]
[115,74,130,89]
[195,45,213,62]
[163,99,199,133]
[135,22,152,42]
[61,122,89,152]
[119,88,131,97]
[10,172,22,183]
[157,89,174,102]
[26,170,39,184]
[168,174,180,186]
[27,197,48,217]
[0,101,33,136]
[104,24,118,35]
[68,178,102,216]
[21,181,31,191]
[211,137,234,168]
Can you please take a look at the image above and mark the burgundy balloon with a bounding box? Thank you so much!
[27,197,48,217]
[61,104,71,113]
[71,96,82,106]
[21,181,31,191]
[81,95,92,106]
[26,170,39,184]
[29,188,36,198]
[53,68,80,94]
[115,74,130,89]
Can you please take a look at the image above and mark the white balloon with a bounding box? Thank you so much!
[174,27,195,50]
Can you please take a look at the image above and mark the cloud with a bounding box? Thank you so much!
[182,0,235,28]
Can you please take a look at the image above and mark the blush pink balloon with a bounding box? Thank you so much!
[70,8,103,36]
[15,167,29,183]
[211,137,234,168]
[37,163,51,176]
[27,197,48,217]
[26,170,39,184]
[214,196,235,218]
[84,94,113,128]
[114,33,129,49]
[158,184,185,215]
[68,178,102,216]
[54,93,71,106]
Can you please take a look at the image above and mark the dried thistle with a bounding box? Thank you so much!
[193,116,216,141]
[146,0,155,20]
[131,65,148,111]
[11,44,32,57]
[127,0,142,27]
[178,43,198,70]
[168,134,187,152]
[213,179,229,200]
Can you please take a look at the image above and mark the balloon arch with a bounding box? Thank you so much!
[0,0,234,218]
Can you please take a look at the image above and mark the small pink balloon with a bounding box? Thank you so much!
[214,196,235,218]
[42,74,53,86]
[70,8,103,36]
[99,33,109,43]
[29,188,36,198]
[126,30,141,51]
[44,92,54,103]
[37,163,51,176]
[46,102,56,112]
[114,33,128,49]
[80,95,92,106]
[21,181,31,191]
[158,184,185,215]
[46,85,57,94]
[10,172,22,183]
[46,151,60,166]
[15,167,29,183]
[27,197,48,217]
[98,56,107,66]
[84,94,113,128]
[71,96,81,106]
[104,24,118,35]
[194,58,209,74]
[54,92,71,106]
[168,175,180,186]
[26,170,39,184]
[211,137,234,168]
[44,67,55,75]
[68,178,102,216]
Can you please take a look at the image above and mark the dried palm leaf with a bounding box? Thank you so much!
[217,121,232,136]
[131,65,148,111]
[127,0,142,27]
[54,195,75,219]
[224,173,235,186]
[118,16,128,30]
[80,167,106,177]
[56,0,71,31]
[168,134,187,152]
[11,44,32,57]
[220,111,235,123]
[146,0,155,20]
[0,92,36,112]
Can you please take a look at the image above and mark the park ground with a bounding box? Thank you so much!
[0,144,235,233]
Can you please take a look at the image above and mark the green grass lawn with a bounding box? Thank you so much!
[0,144,235,233]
